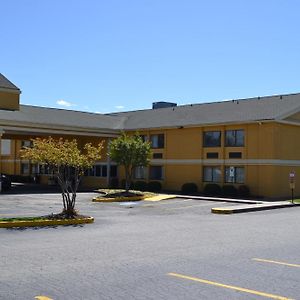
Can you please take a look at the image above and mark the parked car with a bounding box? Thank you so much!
[1,174,11,191]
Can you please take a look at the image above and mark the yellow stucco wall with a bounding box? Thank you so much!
[2,120,300,198]
[0,91,19,110]
[126,122,300,198]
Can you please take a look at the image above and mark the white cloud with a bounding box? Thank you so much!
[115,105,124,110]
[56,99,75,107]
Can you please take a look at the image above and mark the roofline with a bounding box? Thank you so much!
[1,125,120,138]
[20,104,113,117]
[0,87,21,94]
[125,119,277,131]
[106,92,300,116]
[0,119,120,136]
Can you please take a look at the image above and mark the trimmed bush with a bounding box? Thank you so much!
[222,185,238,197]
[147,181,162,192]
[238,185,250,197]
[9,175,32,183]
[181,182,198,195]
[203,183,222,196]
[134,181,148,191]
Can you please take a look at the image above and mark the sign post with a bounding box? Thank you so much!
[289,171,296,204]
[229,166,235,183]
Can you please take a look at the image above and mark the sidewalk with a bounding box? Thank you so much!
[211,201,296,214]
[163,194,298,214]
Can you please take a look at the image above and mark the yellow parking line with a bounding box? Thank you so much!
[167,272,294,300]
[35,296,53,300]
[253,258,300,268]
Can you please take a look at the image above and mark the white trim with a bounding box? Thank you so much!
[1,125,119,138]
[150,158,300,166]
[4,158,300,167]
[276,120,300,127]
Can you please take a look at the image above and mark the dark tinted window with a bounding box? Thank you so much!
[203,131,221,147]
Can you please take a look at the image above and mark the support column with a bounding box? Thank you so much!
[0,129,4,192]
[0,129,4,175]
[106,138,111,187]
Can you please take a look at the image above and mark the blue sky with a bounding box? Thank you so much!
[2,0,300,113]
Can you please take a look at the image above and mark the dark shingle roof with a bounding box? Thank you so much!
[109,93,300,130]
[1,92,300,134]
[0,73,20,91]
[0,105,126,132]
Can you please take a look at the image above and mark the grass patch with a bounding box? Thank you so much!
[0,213,90,222]
[0,216,49,222]
[290,199,300,204]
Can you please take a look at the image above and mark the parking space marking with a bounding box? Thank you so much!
[167,272,293,300]
[166,202,225,210]
[35,296,53,300]
[143,199,194,207]
[253,258,300,268]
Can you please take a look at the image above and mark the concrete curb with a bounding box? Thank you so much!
[211,202,297,214]
[92,196,145,202]
[175,194,265,204]
[0,217,94,228]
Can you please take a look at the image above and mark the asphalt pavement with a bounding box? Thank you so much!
[0,192,299,300]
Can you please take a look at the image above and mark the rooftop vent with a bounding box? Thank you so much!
[152,101,177,109]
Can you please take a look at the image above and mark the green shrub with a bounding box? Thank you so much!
[9,175,32,183]
[203,183,222,196]
[181,183,198,194]
[238,185,250,197]
[134,181,148,191]
[147,181,162,192]
[222,185,238,197]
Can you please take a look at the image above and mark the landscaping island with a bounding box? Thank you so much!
[92,189,155,202]
[0,214,94,229]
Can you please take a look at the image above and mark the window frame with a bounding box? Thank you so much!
[225,166,245,184]
[149,165,163,180]
[1,139,11,155]
[150,134,164,149]
[203,131,221,147]
[134,166,147,179]
[203,166,221,183]
[225,129,245,147]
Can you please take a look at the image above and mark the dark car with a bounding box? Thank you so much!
[1,174,11,191]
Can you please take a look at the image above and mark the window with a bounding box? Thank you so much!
[203,166,221,182]
[225,130,244,147]
[206,152,219,159]
[134,166,147,179]
[95,165,107,177]
[153,153,163,159]
[229,152,242,159]
[1,139,11,155]
[139,135,148,142]
[225,166,245,183]
[203,131,221,147]
[149,166,163,180]
[150,134,164,148]
[21,140,32,148]
[85,165,117,177]
[39,164,51,175]
[21,163,30,175]
[110,165,117,177]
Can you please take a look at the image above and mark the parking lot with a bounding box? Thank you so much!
[0,192,299,299]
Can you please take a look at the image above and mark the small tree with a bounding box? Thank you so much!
[21,137,103,218]
[109,133,151,193]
